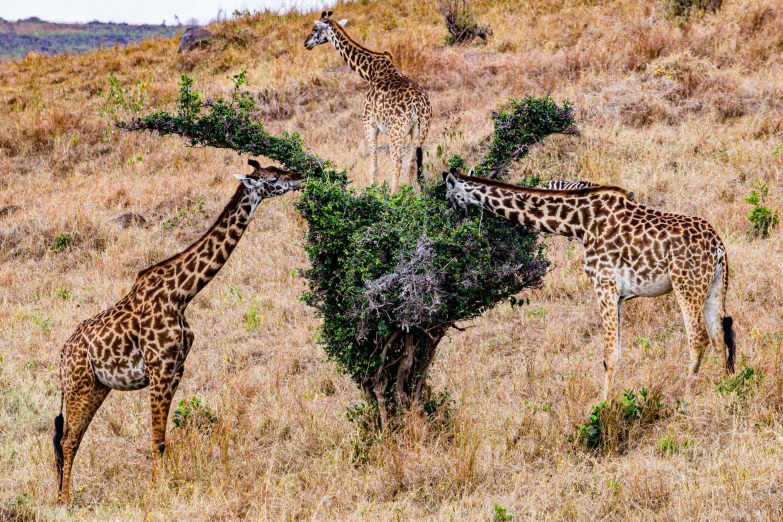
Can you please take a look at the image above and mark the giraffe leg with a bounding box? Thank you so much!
[147,323,192,482]
[703,261,727,371]
[363,105,378,186]
[58,379,111,506]
[596,288,622,401]
[389,132,404,193]
[672,279,710,391]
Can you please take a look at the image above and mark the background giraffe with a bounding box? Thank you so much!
[444,172,736,400]
[304,11,431,192]
[53,161,303,505]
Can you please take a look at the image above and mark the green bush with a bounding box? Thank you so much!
[577,387,672,453]
[122,73,576,428]
[744,180,778,239]
[474,96,577,178]
[716,365,761,401]
[171,396,217,434]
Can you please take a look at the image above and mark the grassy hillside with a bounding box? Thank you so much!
[0,17,180,60]
[1,0,782,520]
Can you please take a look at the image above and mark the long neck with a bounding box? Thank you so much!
[327,25,395,83]
[463,181,604,240]
[145,184,257,304]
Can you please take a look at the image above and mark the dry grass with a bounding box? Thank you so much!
[1,0,783,519]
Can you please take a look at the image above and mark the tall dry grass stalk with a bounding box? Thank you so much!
[1,0,783,519]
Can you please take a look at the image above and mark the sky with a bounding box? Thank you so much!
[0,0,335,25]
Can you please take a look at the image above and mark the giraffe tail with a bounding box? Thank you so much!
[53,394,64,487]
[719,247,736,373]
[415,147,423,185]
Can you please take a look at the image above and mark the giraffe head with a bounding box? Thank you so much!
[443,169,480,210]
[234,159,304,215]
[304,11,348,50]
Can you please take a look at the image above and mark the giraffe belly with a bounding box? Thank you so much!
[91,349,150,391]
[616,269,672,298]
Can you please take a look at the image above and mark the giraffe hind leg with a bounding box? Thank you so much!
[703,261,727,371]
[672,277,711,390]
[58,381,111,505]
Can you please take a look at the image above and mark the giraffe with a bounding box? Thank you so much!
[53,160,303,506]
[304,11,432,192]
[444,172,736,400]
[547,179,635,200]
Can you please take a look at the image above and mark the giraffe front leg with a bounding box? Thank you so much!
[596,288,622,401]
[389,133,404,193]
[363,107,378,186]
[148,367,178,482]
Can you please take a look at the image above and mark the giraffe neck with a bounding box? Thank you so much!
[459,178,628,240]
[327,25,395,83]
[139,184,259,305]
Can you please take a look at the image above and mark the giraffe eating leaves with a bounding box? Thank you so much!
[53,160,303,506]
[304,11,431,192]
[444,172,736,400]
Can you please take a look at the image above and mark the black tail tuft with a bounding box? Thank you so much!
[723,316,736,373]
[54,413,64,486]
[415,147,423,185]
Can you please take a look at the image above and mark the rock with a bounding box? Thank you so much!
[110,213,148,229]
[0,205,20,218]
[178,26,213,53]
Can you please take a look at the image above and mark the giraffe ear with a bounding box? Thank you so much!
[337,19,348,27]
[315,20,328,29]
[467,168,476,177]
[234,174,262,189]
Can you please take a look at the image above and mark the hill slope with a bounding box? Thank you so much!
[0,17,180,60]
[1,0,783,520]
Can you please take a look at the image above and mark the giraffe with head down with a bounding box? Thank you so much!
[444,171,736,400]
[304,11,431,192]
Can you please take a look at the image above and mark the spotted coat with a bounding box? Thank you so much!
[54,161,303,505]
[445,173,736,400]
[304,11,431,192]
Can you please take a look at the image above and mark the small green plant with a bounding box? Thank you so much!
[744,181,778,239]
[656,435,692,455]
[492,503,514,521]
[171,396,217,433]
[54,288,70,299]
[51,232,73,253]
[245,304,262,331]
[716,365,761,400]
[577,387,672,453]
[30,309,52,334]
[772,142,783,156]
[99,72,148,119]
[228,285,243,301]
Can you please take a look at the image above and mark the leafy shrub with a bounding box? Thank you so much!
[716,365,761,401]
[474,96,577,179]
[744,180,778,239]
[577,387,672,453]
[51,232,73,253]
[438,0,492,45]
[171,396,217,434]
[121,73,576,429]
[492,504,514,521]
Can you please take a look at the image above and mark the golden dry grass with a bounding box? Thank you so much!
[1,0,783,519]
